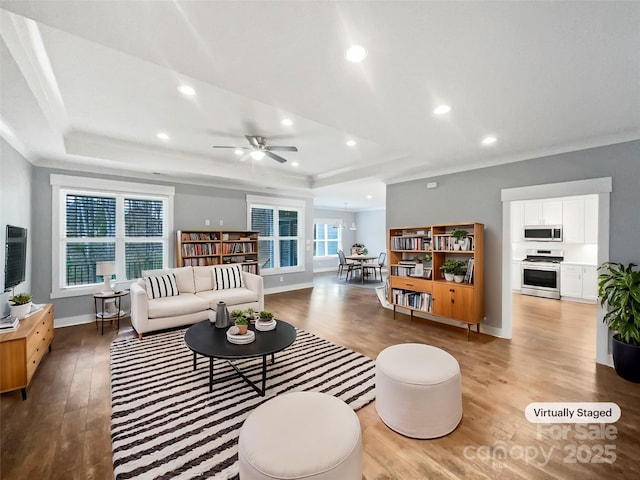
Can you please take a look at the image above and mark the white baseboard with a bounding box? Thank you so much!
[314,267,337,273]
[265,282,314,295]
[54,313,95,328]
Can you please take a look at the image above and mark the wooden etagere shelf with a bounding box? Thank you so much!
[388,222,484,338]
[176,230,260,274]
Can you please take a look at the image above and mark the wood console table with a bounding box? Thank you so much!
[0,304,54,400]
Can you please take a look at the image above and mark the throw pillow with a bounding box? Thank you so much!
[145,273,179,299]
[212,265,244,290]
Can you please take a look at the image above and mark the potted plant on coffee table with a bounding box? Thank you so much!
[9,293,32,319]
[259,310,274,323]
[234,314,249,335]
[598,261,640,383]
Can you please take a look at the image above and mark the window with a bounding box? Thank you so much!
[51,175,174,298]
[313,221,341,257]
[247,195,305,274]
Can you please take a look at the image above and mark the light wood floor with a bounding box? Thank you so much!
[1,274,639,479]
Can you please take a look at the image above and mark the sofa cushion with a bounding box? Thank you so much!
[196,288,258,309]
[193,266,215,292]
[145,274,179,299]
[142,266,195,294]
[213,265,244,290]
[147,293,210,319]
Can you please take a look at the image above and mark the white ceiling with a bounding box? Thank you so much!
[1,1,638,211]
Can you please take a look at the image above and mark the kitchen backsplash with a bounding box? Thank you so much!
[513,242,598,265]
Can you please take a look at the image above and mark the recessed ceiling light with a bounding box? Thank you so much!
[291,161,299,167]
[346,139,357,147]
[281,118,293,126]
[345,45,367,63]
[433,105,451,115]
[178,85,196,96]
[234,149,244,156]
[367,195,372,200]
[156,132,169,141]
[250,150,265,160]
[482,136,497,145]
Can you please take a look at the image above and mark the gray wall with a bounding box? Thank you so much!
[355,209,386,261]
[387,139,640,329]
[1,139,32,315]
[30,167,313,320]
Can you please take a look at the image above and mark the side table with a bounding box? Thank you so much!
[93,291,129,335]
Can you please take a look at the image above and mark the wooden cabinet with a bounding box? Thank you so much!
[560,264,598,302]
[176,230,259,274]
[388,222,484,337]
[524,200,562,225]
[0,304,54,400]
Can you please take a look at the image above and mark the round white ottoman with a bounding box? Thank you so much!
[375,343,462,439]
[238,391,362,480]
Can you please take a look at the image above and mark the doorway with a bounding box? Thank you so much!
[501,177,612,366]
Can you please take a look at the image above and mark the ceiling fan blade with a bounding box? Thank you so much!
[212,145,247,149]
[266,146,298,152]
[264,151,287,163]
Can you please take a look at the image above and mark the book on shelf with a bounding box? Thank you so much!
[464,258,474,283]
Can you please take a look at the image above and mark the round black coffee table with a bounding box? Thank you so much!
[184,319,297,396]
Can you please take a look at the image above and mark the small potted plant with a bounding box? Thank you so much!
[451,230,468,251]
[245,307,259,322]
[9,293,32,319]
[259,310,274,322]
[352,243,365,255]
[440,260,466,282]
[598,261,640,383]
[230,309,244,323]
[234,314,248,335]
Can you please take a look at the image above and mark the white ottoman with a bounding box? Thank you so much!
[375,343,462,439]
[238,391,362,480]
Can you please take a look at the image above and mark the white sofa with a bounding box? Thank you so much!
[130,265,264,339]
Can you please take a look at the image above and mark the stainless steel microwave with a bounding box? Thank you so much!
[523,225,563,242]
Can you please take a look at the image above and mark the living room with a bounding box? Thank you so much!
[1,2,640,479]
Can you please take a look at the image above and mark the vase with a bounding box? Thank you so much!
[612,335,640,383]
[10,302,31,319]
[454,275,465,283]
[444,273,454,282]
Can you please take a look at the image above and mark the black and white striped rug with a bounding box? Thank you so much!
[110,327,376,480]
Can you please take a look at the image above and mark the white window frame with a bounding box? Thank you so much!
[313,219,342,258]
[50,174,174,298]
[246,195,305,275]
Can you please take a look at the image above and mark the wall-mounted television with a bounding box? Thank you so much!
[4,225,27,292]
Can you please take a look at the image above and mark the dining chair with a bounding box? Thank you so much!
[363,252,386,281]
[337,250,362,280]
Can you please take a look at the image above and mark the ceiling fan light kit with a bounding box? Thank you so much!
[213,135,298,164]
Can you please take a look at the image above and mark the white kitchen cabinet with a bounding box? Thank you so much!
[582,265,598,301]
[524,200,562,225]
[561,263,598,302]
[562,195,599,244]
[511,260,522,291]
[511,202,524,242]
[584,196,598,244]
[561,264,583,298]
[562,199,585,243]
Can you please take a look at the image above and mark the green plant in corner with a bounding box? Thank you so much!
[598,262,640,345]
[9,293,32,305]
[598,261,640,383]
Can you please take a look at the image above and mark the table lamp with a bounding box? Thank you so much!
[96,261,115,294]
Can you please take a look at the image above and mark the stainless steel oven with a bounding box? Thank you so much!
[521,249,564,300]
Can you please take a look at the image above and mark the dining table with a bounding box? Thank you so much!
[345,254,379,283]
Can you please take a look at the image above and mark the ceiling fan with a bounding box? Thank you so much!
[212,135,298,163]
